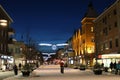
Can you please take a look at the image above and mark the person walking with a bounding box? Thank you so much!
[60,59,64,74]
[13,64,18,75]
[110,62,114,71]
[19,63,22,70]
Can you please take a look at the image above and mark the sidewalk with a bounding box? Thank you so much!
[3,65,120,80]
[3,65,60,80]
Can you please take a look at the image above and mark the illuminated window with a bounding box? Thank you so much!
[0,19,7,27]
[91,27,93,32]
[91,37,94,42]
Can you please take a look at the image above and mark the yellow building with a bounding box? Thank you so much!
[72,29,81,66]
[71,2,97,67]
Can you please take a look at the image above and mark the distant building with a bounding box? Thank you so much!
[94,0,120,67]
[8,41,25,65]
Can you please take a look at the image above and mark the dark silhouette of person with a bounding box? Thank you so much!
[13,64,18,75]
[60,59,64,74]
[19,63,22,70]
[114,62,117,69]
[101,63,104,68]
[110,62,114,71]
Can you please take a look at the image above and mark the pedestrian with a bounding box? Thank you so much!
[13,64,18,75]
[113,61,116,70]
[110,62,113,71]
[101,63,104,68]
[19,63,22,70]
[60,59,64,74]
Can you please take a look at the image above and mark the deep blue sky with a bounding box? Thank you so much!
[0,0,116,52]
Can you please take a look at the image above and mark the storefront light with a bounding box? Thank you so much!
[101,53,120,58]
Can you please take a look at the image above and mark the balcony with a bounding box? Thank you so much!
[8,27,15,36]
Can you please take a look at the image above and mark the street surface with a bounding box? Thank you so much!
[3,65,120,80]
[0,70,14,80]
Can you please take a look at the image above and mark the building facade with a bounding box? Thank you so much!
[71,2,98,67]
[0,5,14,69]
[80,2,97,67]
[94,0,120,67]
[8,41,25,66]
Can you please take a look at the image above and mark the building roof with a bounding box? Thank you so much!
[94,0,117,22]
[0,5,13,22]
[84,2,98,18]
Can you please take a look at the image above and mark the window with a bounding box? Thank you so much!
[4,45,6,52]
[102,16,107,24]
[103,27,108,36]
[1,44,3,51]
[115,38,119,47]
[9,48,13,53]
[108,14,111,19]
[109,40,112,49]
[0,44,2,50]
[83,39,85,43]
[113,9,117,15]
[91,37,94,42]
[15,48,20,53]
[91,27,94,32]
[104,42,109,50]
[100,44,104,51]
[114,21,117,27]
[108,25,111,30]
[1,30,4,37]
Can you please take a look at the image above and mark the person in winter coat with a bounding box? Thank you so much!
[13,64,18,75]
[60,59,64,74]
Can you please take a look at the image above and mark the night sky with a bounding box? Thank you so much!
[0,0,116,52]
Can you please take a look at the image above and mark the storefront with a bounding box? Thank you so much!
[0,55,14,69]
[97,53,120,67]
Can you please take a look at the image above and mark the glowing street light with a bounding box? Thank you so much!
[39,43,69,50]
